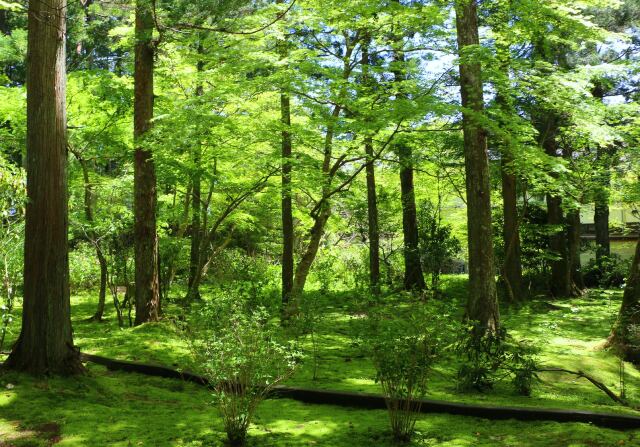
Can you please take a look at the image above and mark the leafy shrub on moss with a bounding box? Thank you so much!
[455,324,538,396]
[186,296,301,446]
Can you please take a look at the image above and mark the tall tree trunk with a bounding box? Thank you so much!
[538,114,576,297]
[455,0,500,332]
[591,85,612,263]
[289,106,341,308]
[362,42,380,295]
[494,2,523,302]
[501,155,522,301]
[546,191,572,297]
[187,44,204,302]
[5,0,84,375]
[281,90,294,307]
[398,143,425,291]
[133,0,160,325]
[277,0,295,312]
[594,145,612,262]
[391,37,425,292]
[609,239,640,363]
[365,136,380,296]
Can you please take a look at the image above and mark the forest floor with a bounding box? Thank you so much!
[1,276,640,446]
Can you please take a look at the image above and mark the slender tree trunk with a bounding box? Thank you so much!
[365,136,380,296]
[594,146,612,262]
[391,39,425,292]
[501,155,522,301]
[546,193,573,296]
[567,209,585,292]
[133,0,160,325]
[72,150,108,322]
[608,238,640,363]
[493,3,523,302]
[187,45,204,302]
[538,116,575,297]
[5,0,84,375]
[398,143,425,291]
[455,0,500,332]
[362,42,380,295]
[290,207,331,301]
[280,84,294,310]
[289,106,341,307]
[276,0,295,312]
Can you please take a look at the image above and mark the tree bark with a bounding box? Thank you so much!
[133,0,160,325]
[398,142,425,291]
[289,106,340,306]
[187,45,204,302]
[501,155,522,301]
[391,38,425,292]
[609,239,640,363]
[546,192,573,297]
[362,42,379,295]
[280,82,294,309]
[538,114,576,297]
[591,85,612,263]
[5,0,84,375]
[594,145,612,262]
[455,0,500,332]
[365,136,380,296]
[493,2,523,302]
[567,209,585,292]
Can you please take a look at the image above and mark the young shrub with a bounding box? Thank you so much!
[417,200,462,292]
[187,296,301,446]
[366,305,443,443]
[455,323,538,396]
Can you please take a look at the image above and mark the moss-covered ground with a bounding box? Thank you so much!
[1,276,640,446]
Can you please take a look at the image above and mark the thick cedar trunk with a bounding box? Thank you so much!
[281,89,294,308]
[187,51,204,302]
[609,239,640,363]
[365,136,380,295]
[133,0,160,325]
[5,0,83,375]
[567,209,585,292]
[501,155,522,301]
[455,0,500,332]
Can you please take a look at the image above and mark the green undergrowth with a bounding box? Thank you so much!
[0,363,638,446]
[2,277,640,445]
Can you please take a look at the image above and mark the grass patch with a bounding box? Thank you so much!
[1,277,640,445]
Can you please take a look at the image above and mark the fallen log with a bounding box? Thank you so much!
[80,353,640,430]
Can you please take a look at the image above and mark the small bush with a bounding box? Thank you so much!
[186,296,301,446]
[583,254,631,288]
[455,324,538,396]
[365,304,446,443]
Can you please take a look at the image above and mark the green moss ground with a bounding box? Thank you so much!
[1,277,640,445]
